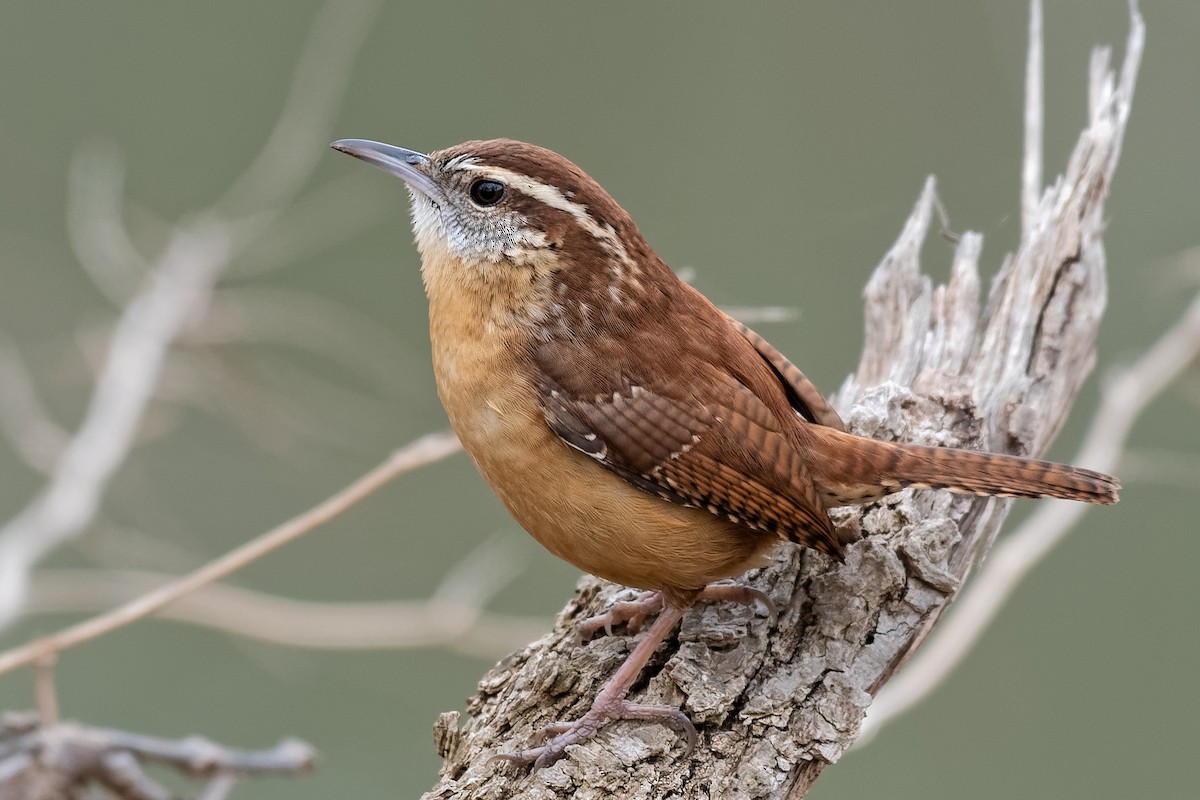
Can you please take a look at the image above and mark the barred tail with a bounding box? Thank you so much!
[806,426,1120,507]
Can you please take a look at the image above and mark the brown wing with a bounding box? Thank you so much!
[534,335,844,559]
[727,316,845,431]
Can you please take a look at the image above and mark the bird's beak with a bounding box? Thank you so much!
[331,139,440,200]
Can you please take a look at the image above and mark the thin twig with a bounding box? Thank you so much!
[227,172,396,278]
[722,306,799,324]
[0,717,314,796]
[859,289,1200,744]
[0,432,462,677]
[1021,0,1043,238]
[66,143,150,304]
[33,655,57,727]
[195,286,408,396]
[25,571,546,660]
[1119,448,1200,488]
[102,728,315,777]
[23,537,547,660]
[0,0,386,639]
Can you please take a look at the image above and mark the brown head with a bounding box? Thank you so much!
[331,138,672,335]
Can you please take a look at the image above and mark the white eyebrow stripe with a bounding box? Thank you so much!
[443,154,480,171]
[455,163,632,266]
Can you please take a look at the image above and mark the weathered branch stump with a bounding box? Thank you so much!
[424,6,1142,798]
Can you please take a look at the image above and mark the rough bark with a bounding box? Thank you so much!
[423,8,1141,799]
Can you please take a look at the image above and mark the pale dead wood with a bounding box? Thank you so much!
[860,284,1200,744]
[421,3,1144,798]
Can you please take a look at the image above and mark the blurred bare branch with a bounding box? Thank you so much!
[1021,0,1043,238]
[722,305,799,324]
[1120,447,1200,488]
[25,535,548,660]
[0,336,68,474]
[1161,243,1200,290]
[33,656,57,727]
[217,0,384,219]
[0,712,314,800]
[65,144,149,305]
[676,266,803,325]
[0,432,462,678]
[227,172,397,278]
[0,0,385,638]
[194,286,409,396]
[159,350,396,458]
[74,520,203,575]
[199,774,239,800]
[0,218,231,631]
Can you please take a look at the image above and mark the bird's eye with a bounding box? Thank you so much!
[469,179,506,207]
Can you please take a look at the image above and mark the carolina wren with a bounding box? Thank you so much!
[332,137,1119,768]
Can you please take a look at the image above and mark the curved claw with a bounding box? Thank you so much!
[535,744,567,770]
[575,591,664,644]
[530,721,575,746]
[698,583,777,625]
[620,702,698,757]
[488,748,544,768]
[575,583,774,645]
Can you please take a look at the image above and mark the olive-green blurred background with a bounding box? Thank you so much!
[1,2,1196,798]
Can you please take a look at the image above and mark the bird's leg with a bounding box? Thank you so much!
[495,584,774,768]
[576,582,776,644]
[492,604,694,769]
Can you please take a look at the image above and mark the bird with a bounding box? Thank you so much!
[331,137,1119,768]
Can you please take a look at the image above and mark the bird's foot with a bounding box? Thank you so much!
[576,591,664,644]
[696,583,777,625]
[506,586,771,770]
[576,583,775,644]
[489,698,696,770]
